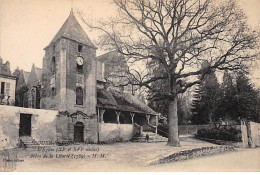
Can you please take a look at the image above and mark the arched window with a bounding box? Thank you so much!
[76,87,83,105]
[51,57,56,75]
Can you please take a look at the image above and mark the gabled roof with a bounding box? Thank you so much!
[48,10,95,48]
[16,69,30,92]
[97,88,158,115]
[97,51,124,63]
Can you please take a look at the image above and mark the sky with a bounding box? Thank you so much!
[0,0,260,87]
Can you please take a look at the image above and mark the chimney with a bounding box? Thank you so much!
[4,61,11,75]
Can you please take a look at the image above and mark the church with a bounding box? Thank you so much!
[0,10,166,148]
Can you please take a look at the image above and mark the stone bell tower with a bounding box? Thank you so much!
[41,10,97,116]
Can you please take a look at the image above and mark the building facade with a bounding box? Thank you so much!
[3,10,162,147]
[16,65,42,108]
[0,58,16,105]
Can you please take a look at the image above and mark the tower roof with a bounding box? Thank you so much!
[48,10,96,48]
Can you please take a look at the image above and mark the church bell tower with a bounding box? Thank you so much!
[41,10,97,115]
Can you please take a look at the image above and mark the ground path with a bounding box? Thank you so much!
[2,137,252,172]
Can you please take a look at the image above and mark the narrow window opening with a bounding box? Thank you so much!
[76,87,83,105]
[51,56,56,75]
[1,82,5,94]
[31,89,35,108]
[53,45,55,53]
[78,44,83,53]
[77,64,83,73]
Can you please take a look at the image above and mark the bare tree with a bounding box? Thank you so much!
[80,0,260,146]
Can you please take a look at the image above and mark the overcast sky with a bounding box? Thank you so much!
[0,0,260,87]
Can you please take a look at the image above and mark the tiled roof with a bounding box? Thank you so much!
[49,10,95,48]
[97,51,121,62]
[97,88,158,115]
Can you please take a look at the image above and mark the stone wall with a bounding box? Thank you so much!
[99,123,133,142]
[56,112,98,144]
[249,121,260,147]
[178,124,241,135]
[0,105,58,149]
[150,145,235,165]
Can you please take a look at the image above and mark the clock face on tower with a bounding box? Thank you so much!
[76,56,84,65]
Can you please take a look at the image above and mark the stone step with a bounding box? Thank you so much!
[20,137,38,147]
[132,139,167,143]
[142,132,157,135]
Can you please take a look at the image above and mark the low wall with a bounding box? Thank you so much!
[150,145,235,165]
[178,125,216,135]
[0,105,59,149]
[179,124,241,135]
[99,123,133,142]
[250,121,260,147]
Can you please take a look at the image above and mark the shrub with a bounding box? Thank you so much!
[157,123,169,138]
[197,127,241,142]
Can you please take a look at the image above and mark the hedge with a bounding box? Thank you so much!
[197,127,242,142]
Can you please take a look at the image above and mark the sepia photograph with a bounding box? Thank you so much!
[0,0,260,172]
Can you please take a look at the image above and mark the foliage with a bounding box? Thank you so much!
[215,71,260,122]
[191,69,220,124]
[197,127,241,142]
[157,123,169,138]
[191,69,260,124]
[235,72,260,121]
[149,94,192,125]
[214,70,237,122]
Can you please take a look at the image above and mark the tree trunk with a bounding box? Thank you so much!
[167,97,181,147]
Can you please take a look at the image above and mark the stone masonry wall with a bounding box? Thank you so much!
[99,123,133,142]
[0,105,58,149]
[56,113,98,144]
[41,38,97,115]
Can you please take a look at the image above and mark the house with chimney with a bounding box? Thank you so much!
[0,57,16,105]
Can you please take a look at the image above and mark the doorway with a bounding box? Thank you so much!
[74,122,84,143]
[19,113,32,137]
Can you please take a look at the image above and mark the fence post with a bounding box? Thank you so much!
[240,120,248,148]
[245,120,255,148]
